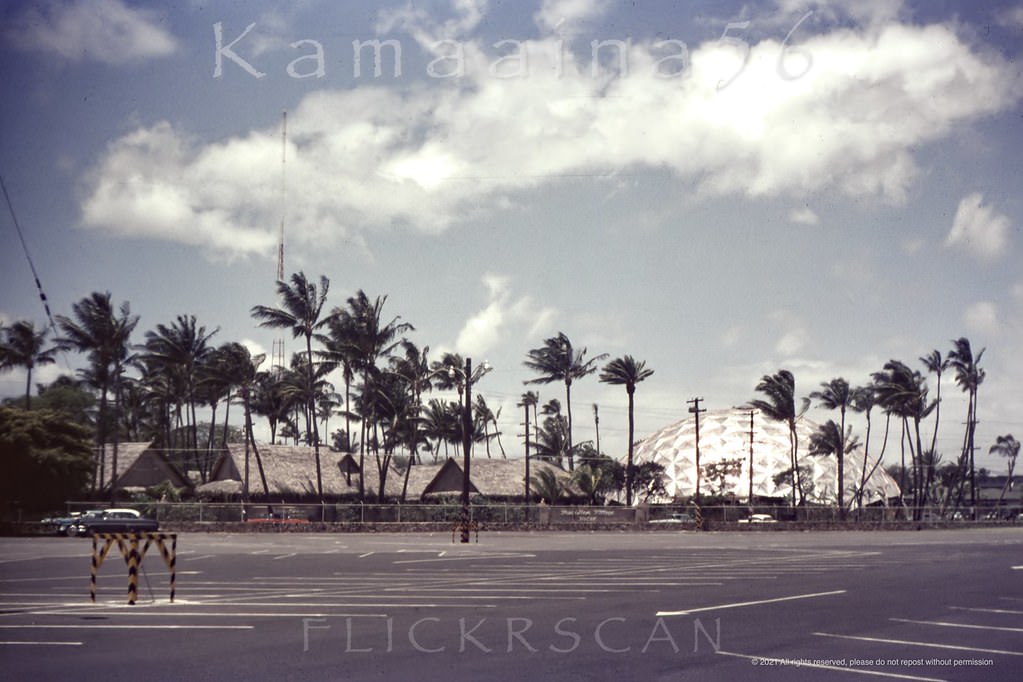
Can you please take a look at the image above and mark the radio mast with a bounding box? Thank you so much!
[271,111,287,373]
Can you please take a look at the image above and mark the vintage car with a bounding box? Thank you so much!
[70,508,159,537]
[41,511,86,536]
[737,513,778,524]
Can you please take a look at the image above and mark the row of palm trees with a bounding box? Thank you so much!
[748,338,1006,519]
[1,272,658,506]
[3,273,1010,515]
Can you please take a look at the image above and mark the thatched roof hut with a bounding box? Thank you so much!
[399,457,575,501]
[207,444,361,499]
[97,442,191,492]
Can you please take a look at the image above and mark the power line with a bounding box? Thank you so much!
[1,175,58,336]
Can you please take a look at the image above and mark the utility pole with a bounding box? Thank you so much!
[688,397,706,505]
[523,401,531,509]
[461,357,473,543]
[747,409,756,507]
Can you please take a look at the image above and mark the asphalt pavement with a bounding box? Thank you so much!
[1,528,1020,681]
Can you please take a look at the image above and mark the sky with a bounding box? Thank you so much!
[1,0,1022,474]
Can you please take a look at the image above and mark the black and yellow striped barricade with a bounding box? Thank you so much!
[90,533,177,605]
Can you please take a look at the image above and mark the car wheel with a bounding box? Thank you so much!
[65,526,77,537]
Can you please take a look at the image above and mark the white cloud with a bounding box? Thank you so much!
[769,310,809,357]
[963,300,1000,337]
[454,274,556,357]
[5,0,177,64]
[78,11,1021,258]
[946,192,1012,261]
[789,206,819,225]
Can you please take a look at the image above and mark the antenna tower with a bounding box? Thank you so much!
[271,111,287,373]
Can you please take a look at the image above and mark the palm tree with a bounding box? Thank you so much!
[872,360,934,516]
[0,320,58,408]
[331,290,413,499]
[809,378,853,514]
[573,464,604,505]
[251,272,330,502]
[523,332,607,471]
[989,434,1019,509]
[141,314,218,478]
[56,292,139,500]
[220,342,269,498]
[530,467,564,505]
[599,355,654,506]
[948,337,985,512]
[850,384,891,511]
[920,350,950,498]
[749,370,808,505]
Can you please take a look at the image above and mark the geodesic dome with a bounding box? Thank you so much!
[629,409,900,505]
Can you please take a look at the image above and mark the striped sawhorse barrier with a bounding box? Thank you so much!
[90,532,177,605]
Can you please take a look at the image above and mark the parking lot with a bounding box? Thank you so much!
[1,528,1020,681]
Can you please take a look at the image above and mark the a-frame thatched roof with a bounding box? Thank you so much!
[406,457,574,501]
[97,442,191,491]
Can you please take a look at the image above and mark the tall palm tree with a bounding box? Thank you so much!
[920,350,950,498]
[850,384,891,511]
[599,355,654,506]
[251,272,330,502]
[523,332,607,471]
[219,342,269,498]
[809,378,853,514]
[141,314,218,477]
[332,290,413,499]
[872,360,934,516]
[749,370,808,505]
[56,292,139,500]
[948,337,985,512]
[989,434,1019,508]
[0,320,58,408]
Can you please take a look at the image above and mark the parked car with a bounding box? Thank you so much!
[41,511,85,537]
[71,508,159,537]
[650,511,697,524]
[738,513,777,524]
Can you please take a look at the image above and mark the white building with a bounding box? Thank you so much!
[629,409,900,506]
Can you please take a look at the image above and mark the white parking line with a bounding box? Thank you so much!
[890,618,1023,633]
[657,590,846,617]
[715,650,946,681]
[949,606,1023,615]
[0,641,83,646]
[814,632,1023,657]
[0,624,254,630]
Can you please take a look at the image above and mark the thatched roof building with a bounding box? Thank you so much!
[199,444,579,503]
[97,442,191,492]
[392,457,575,501]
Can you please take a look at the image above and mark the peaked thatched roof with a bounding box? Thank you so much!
[96,442,191,491]
[205,445,401,498]
[400,457,574,501]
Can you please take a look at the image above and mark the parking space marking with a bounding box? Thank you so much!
[1,641,83,646]
[949,606,1023,616]
[25,610,386,618]
[813,632,1023,657]
[715,650,946,681]
[890,618,1023,633]
[657,589,846,617]
[0,624,254,630]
